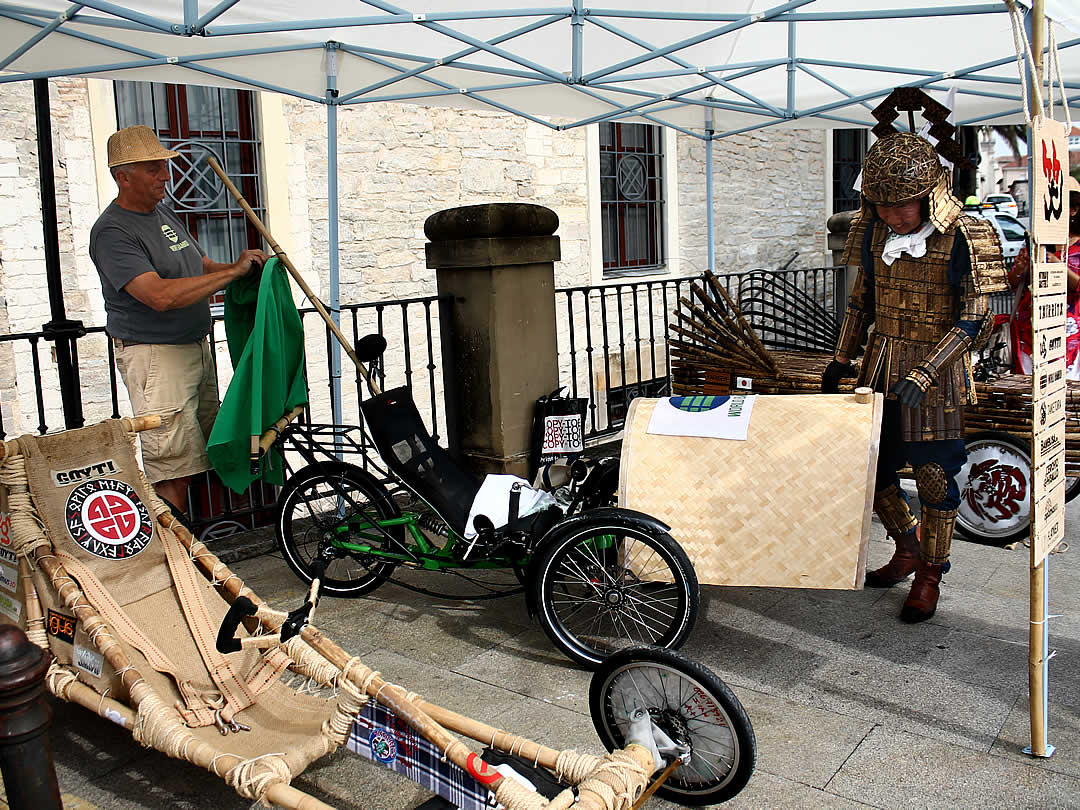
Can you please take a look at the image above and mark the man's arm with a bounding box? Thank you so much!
[123,249,265,312]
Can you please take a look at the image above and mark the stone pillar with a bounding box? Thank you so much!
[0,625,61,810]
[426,203,561,478]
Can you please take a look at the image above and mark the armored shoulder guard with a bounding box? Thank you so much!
[955,215,1008,295]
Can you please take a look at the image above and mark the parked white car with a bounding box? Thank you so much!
[970,209,1027,259]
[984,193,1020,218]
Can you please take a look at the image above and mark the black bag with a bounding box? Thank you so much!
[529,387,587,480]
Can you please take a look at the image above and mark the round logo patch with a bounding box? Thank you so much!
[669,395,729,412]
[65,479,153,560]
[369,729,397,764]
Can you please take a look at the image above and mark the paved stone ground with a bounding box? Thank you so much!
[34,493,1080,810]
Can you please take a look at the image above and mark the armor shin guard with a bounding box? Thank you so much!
[919,507,958,565]
[874,483,918,537]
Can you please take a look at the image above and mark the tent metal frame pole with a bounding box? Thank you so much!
[326,42,343,429]
[204,7,570,36]
[336,14,565,103]
[0,1,83,71]
[786,20,796,116]
[571,0,583,83]
[582,0,815,83]
[585,15,785,115]
[705,111,714,272]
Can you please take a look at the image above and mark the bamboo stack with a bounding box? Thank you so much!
[668,273,1080,475]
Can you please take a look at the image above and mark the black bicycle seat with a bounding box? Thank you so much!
[355,333,388,363]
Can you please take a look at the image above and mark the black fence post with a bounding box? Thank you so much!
[0,625,61,810]
[34,78,84,431]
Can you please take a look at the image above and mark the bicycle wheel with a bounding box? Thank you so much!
[956,431,1031,546]
[1066,475,1080,503]
[531,519,699,669]
[276,461,401,597]
[590,646,755,806]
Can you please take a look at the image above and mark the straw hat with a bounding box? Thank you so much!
[107,125,179,168]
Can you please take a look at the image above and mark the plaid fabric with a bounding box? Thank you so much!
[348,703,497,810]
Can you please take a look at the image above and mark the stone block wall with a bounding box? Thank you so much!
[678,128,830,275]
[0,78,832,441]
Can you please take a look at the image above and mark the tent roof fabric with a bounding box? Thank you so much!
[0,1,1077,136]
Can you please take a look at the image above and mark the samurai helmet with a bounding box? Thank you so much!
[859,133,962,233]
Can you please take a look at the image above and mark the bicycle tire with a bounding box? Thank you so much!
[531,520,698,669]
[590,646,756,805]
[276,461,401,597]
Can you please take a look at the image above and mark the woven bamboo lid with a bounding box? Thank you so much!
[107,125,179,168]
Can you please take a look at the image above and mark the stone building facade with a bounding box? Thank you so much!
[0,77,831,438]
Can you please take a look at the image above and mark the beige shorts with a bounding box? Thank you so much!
[113,338,219,484]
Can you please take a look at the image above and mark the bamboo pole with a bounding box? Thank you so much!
[205,157,381,397]
[161,513,654,808]
[1027,0,1052,760]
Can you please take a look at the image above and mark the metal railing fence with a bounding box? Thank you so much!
[0,294,449,540]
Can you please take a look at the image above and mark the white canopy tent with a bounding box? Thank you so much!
[0,0,1077,762]
[0,0,1078,135]
[4,1,1076,410]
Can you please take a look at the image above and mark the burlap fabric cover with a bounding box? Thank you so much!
[13,420,334,765]
[620,393,883,589]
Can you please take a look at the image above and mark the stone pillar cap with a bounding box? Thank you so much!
[425,203,558,241]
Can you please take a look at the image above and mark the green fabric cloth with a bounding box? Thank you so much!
[208,258,307,493]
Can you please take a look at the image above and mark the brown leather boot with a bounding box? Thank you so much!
[900,560,944,623]
[865,527,920,588]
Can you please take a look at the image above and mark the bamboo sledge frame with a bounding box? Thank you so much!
[2,417,658,810]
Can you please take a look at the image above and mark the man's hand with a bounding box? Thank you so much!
[822,359,857,394]
[233,248,267,277]
[890,378,925,409]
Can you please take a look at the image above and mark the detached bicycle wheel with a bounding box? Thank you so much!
[590,646,755,806]
[275,461,401,597]
[531,520,698,669]
[956,431,1031,546]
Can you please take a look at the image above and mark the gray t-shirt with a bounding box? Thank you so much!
[89,202,210,344]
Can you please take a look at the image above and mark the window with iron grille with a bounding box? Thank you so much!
[600,123,665,276]
[832,128,868,214]
[114,82,266,305]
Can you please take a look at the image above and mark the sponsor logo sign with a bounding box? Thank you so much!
[1034,324,1067,367]
[1035,450,1066,497]
[1033,355,1067,399]
[1033,417,1067,470]
[1033,479,1067,564]
[52,459,118,487]
[1032,116,1069,245]
[1033,262,1068,297]
[0,593,20,623]
[1036,386,1067,432]
[0,562,16,596]
[65,479,153,560]
[75,643,104,678]
[368,729,398,765]
[47,610,76,644]
[735,376,753,390]
[1032,293,1067,332]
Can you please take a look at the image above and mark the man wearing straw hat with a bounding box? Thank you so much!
[823,124,1007,623]
[89,125,266,520]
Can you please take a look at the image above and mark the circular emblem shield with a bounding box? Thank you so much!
[65,479,153,560]
[369,729,398,764]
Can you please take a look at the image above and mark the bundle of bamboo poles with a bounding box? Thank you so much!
[669,271,852,396]
[668,272,1080,475]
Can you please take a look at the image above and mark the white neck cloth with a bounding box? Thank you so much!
[881,221,936,266]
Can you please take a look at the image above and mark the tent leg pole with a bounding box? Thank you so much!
[705,117,714,272]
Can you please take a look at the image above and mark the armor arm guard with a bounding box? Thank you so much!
[907,272,987,391]
[955,215,1008,295]
[835,268,873,361]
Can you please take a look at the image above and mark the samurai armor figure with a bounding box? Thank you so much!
[832,132,1008,622]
